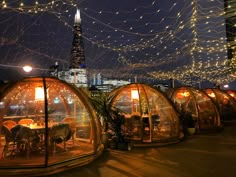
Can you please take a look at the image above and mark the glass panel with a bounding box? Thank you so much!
[215,90,236,121]
[172,89,197,118]
[138,86,151,142]
[113,86,142,140]
[130,115,142,140]
[147,87,179,139]
[113,87,141,116]
[171,89,191,112]
[0,80,45,167]
[192,90,220,128]
[185,97,198,118]
[46,80,94,165]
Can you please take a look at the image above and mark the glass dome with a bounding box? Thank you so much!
[109,83,180,145]
[0,77,103,176]
[169,87,221,131]
[205,88,236,123]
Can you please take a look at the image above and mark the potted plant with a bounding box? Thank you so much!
[183,112,196,135]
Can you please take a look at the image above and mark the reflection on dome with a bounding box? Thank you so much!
[109,83,181,145]
[0,77,103,176]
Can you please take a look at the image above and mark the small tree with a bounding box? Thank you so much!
[89,92,111,132]
[181,111,195,136]
[89,92,125,148]
[184,112,195,128]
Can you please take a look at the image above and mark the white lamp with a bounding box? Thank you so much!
[35,86,44,101]
[131,89,139,100]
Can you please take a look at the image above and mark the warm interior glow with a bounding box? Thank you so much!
[207,92,215,98]
[176,91,190,98]
[35,86,44,101]
[131,89,139,100]
[181,91,190,97]
[229,93,235,97]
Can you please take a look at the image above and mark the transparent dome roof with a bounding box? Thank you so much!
[0,77,103,176]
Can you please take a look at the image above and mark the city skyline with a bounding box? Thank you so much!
[0,0,235,88]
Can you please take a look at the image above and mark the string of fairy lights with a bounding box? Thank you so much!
[0,0,236,87]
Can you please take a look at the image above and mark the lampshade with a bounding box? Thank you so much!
[131,89,139,100]
[35,86,45,101]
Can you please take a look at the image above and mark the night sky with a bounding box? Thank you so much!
[0,0,235,89]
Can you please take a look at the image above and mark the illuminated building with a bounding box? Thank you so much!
[58,9,88,87]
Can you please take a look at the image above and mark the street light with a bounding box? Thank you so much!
[22,64,50,75]
[23,65,33,73]
[223,84,229,89]
[0,63,51,81]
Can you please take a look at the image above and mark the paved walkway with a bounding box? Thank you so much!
[46,125,236,177]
